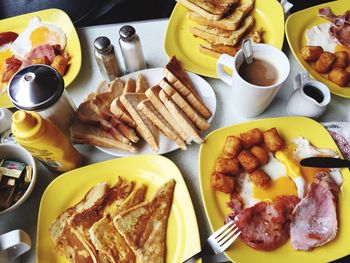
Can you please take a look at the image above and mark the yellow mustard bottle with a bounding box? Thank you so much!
[11,110,82,172]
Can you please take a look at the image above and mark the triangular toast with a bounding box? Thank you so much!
[113,179,176,263]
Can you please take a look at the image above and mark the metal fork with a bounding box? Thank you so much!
[183,221,240,263]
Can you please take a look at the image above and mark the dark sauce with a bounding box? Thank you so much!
[303,84,324,103]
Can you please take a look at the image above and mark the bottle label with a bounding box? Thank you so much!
[24,146,62,168]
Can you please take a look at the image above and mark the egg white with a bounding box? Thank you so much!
[306,22,337,52]
[10,16,66,59]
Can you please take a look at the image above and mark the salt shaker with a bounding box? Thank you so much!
[7,65,77,137]
[94,36,121,82]
[119,25,147,73]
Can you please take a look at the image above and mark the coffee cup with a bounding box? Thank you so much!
[216,43,290,117]
[0,230,31,263]
[286,71,331,119]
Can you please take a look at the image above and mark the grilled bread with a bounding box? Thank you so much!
[123,78,136,94]
[114,179,175,263]
[137,99,187,150]
[110,98,137,128]
[189,15,255,46]
[71,122,136,152]
[135,74,149,93]
[176,0,239,20]
[120,93,160,152]
[159,78,210,131]
[187,0,254,30]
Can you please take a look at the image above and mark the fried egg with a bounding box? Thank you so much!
[307,22,350,56]
[0,43,13,69]
[240,137,342,208]
[10,16,66,59]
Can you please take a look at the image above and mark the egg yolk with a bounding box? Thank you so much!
[253,176,298,201]
[30,27,61,47]
[335,44,350,56]
[0,48,12,69]
[300,166,329,184]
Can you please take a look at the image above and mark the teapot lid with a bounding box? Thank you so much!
[8,65,64,111]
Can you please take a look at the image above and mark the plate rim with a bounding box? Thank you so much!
[198,116,350,262]
[96,67,217,157]
[36,154,202,262]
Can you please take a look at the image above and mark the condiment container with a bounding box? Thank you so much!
[94,36,121,82]
[119,25,146,73]
[11,110,82,172]
[7,65,76,137]
[0,108,13,134]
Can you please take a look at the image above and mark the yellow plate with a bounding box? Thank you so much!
[199,117,350,263]
[37,155,201,263]
[0,8,82,108]
[165,0,285,78]
[286,0,350,98]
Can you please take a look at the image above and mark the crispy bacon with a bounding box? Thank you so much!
[0,32,18,46]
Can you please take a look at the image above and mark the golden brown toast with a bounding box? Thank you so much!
[135,74,149,93]
[114,180,176,263]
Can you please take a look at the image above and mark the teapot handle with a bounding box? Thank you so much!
[293,71,309,90]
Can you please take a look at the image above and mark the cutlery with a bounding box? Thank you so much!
[300,157,350,168]
[183,221,240,263]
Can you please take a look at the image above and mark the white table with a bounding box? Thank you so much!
[1,18,350,263]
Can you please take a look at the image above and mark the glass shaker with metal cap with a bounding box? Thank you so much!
[94,36,121,82]
[119,25,146,73]
[7,65,76,137]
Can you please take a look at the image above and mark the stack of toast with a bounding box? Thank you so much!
[176,0,264,58]
[71,56,212,152]
[50,177,175,263]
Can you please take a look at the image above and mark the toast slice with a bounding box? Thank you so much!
[189,15,255,46]
[123,78,136,94]
[120,93,160,152]
[89,184,147,263]
[145,85,189,143]
[49,183,110,263]
[71,122,136,152]
[114,180,175,263]
[135,74,149,93]
[198,42,239,58]
[137,99,187,150]
[187,0,254,30]
[159,78,210,131]
[176,0,239,20]
[159,90,203,144]
[110,117,139,143]
[110,98,137,128]
[164,56,212,119]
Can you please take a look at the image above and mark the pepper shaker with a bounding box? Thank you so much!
[94,36,121,82]
[119,25,147,73]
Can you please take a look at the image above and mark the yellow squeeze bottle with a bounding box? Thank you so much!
[11,111,82,172]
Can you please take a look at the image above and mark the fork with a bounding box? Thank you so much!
[183,221,240,263]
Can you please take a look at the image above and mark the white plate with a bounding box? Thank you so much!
[96,68,216,156]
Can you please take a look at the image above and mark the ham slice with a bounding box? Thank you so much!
[234,195,299,251]
[27,44,55,63]
[290,172,339,251]
[319,7,350,48]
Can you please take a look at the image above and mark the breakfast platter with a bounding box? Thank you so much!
[0,8,81,108]
[286,0,350,98]
[199,116,350,263]
[165,0,285,78]
[37,155,201,262]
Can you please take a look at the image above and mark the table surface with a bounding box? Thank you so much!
[1,18,350,263]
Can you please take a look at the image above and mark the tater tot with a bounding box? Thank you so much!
[211,172,235,194]
[31,56,50,65]
[250,145,269,165]
[301,46,323,62]
[215,158,240,175]
[223,136,242,158]
[328,67,350,87]
[333,51,349,69]
[315,52,336,74]
[249,170,271,188]
[263,128,284,152]
[237,150,260,173]
[51,55,68,76]
[240,128,263,148]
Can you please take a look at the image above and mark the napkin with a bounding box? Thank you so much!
[322,122,350,160]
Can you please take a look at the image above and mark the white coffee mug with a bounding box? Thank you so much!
[286,71,331,119]
[216,44,290,117]
[0,230,31,263]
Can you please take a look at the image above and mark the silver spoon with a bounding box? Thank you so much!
[242,38,253,64]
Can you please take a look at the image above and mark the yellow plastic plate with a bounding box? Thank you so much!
[165,0,285,78]
[286,0,350,98]
[0,8,82,108]
[199,117,350,263]
[37,155,201,263]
